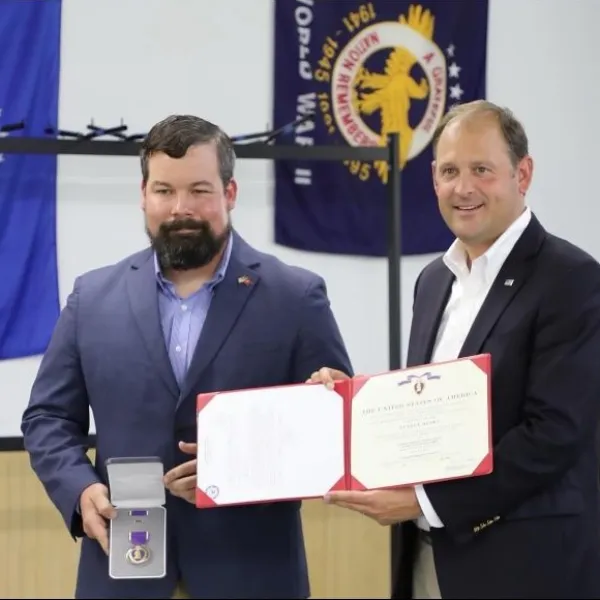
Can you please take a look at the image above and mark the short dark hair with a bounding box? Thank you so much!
[431,100,529,167]
[140,115,235,187]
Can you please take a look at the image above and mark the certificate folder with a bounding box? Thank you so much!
[196,354,492,508]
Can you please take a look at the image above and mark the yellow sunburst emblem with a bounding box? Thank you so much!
[316,3,448,183]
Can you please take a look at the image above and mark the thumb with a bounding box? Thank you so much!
[179,441,197,455]
[92,491,116,520]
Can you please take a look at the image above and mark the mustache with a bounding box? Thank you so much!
[160,218,208,234]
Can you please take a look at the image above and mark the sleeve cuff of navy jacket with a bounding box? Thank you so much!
[66,473,102,538]
[415,484,444,528]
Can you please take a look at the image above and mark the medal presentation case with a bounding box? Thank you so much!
[106,457,167,579]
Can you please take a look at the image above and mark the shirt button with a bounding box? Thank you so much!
[175,346,182,352]
[181,305,187,311]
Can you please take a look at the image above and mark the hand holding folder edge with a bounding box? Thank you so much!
[195,354,493,509]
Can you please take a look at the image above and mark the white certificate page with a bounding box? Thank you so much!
[350,358,490,490]
[196,384,345,506]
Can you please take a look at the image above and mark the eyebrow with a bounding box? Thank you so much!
[438,160,495,169]
[151,180,214,188]
[190,181,214,188]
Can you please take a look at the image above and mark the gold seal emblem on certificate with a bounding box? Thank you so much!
[125,544,151,565]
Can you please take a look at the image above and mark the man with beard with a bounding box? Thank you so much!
[307,101,600,598]
[21,115,353,600]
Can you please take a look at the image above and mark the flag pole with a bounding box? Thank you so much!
[387,132,403,595]
[387,133,402,372]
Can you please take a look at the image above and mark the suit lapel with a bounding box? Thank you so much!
[459,214,546,357]
[409,264,454,366]
[179,240,260,401]
[127,251,179,398]
[458,252,535,357]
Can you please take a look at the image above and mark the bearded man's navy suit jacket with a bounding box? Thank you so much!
[21,232,353,599]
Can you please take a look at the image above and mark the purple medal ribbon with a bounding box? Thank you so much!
[129,531,149,545]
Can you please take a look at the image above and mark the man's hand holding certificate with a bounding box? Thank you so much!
[195,354,493,513]
[306,368,426,525]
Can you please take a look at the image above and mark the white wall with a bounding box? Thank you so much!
[1,0,599,437]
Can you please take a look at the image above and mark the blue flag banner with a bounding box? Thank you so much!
[0,0,62,359]
[273,1,488,257]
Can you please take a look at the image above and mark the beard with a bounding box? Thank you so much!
[147,217,231,272]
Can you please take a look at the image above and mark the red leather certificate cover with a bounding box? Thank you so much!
[196,353,492,508]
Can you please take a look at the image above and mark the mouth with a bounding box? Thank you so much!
[454,204,484,213]
[171,228,200,235]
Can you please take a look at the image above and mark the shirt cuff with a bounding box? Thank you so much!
[414,485,444,528]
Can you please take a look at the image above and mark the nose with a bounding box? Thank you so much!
[170,192,195,216]
[453,173,475,197]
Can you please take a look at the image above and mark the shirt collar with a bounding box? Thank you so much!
[443,207,532,284]
[153,231,233,291]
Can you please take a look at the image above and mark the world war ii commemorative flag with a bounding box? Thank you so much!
[272,1,489,257]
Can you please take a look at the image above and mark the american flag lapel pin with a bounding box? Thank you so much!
[504,279,514,287]
[237,275,252,286]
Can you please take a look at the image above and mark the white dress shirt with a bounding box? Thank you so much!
[414,207,532,530]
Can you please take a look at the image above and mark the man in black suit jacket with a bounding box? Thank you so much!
[309,100,600,598]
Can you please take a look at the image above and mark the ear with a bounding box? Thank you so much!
[431,161,439,194]
[517,156,534,196]
[225,178,238,211]
[140,180,147,211]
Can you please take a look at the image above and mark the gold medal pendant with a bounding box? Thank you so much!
[126,530,151,565]
[125,544,151,565]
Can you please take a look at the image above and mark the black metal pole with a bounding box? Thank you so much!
[0,136,389,162]
[387,132,403,596]
[387,132,402,372]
